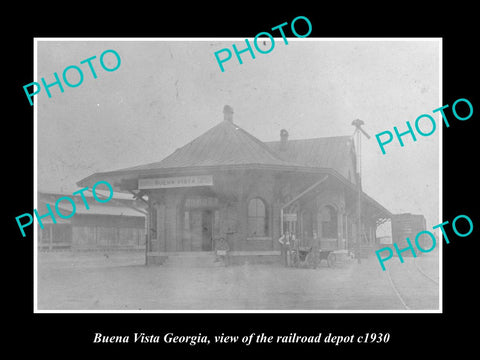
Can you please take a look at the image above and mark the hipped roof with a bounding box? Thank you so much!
[265,136,356,181]
[77,119,355,185]
[116,119,298,171]
[76,112,391,218]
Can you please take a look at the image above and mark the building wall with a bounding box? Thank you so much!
[314,185,346,250]
[71,214,145,250]
[37,192,147,251]
[343,194,380,257]
[145,170,357,253]
[38,224,72,250]
[147,170,277,252]
[239,170,276,251]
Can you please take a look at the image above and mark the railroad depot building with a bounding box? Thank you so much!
[77,106,392,264]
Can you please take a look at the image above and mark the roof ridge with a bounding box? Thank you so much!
[114,118,301,173]
[265,135,353,144]
[229,121,291,162]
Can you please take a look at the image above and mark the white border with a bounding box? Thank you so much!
[33,40,38,311]
[438,39,443,313]
[33,37,443,314]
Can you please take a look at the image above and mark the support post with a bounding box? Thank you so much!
[127,190,150,266]
[49,226,53,251]
[357,128,362,264]
[351,119,371,264]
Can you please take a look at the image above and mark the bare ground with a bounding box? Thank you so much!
[36,249,440,311]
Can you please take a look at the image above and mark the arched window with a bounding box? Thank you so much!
[321,205,337,239]
[301,210,317,238]
[248,198,268,237]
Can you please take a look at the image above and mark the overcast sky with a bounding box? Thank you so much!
[36,38,440,229]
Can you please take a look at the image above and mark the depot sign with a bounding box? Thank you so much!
[138,175,213,189]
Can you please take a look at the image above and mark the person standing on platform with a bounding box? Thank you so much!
[215,237,230,266]
[279,231,291,267]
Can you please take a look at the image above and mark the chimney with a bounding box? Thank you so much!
[223,105,234,122]
[280,129,289,150]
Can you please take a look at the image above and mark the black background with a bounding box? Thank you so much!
[6,4,478,356]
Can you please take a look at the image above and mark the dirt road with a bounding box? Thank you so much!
[36,250,439,311]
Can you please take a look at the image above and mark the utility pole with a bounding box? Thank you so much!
[352,119,370,264]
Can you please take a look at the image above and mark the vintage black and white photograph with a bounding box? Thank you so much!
[34,38,441,312]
